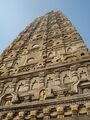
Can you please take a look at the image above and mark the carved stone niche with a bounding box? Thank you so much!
[66,47,72,53]
[13,40,24,48]
[9,66,19,76]
[39,89,46,101]
[71,71,78,82]
[15,55,28,67]
[6,112,14,120]
[4,50,16,60]
[78,67,88,80]
[0,92,18,106]
[30,77,40,90]
[5,60,13,68]
[72,79,90,94]
[45,73,55,88]
[0,65,8,77]
[70,65,79,82]
[61,71,71,84]
[21,47,29,55]
[3,82,12,94]
[79,105,87,115]
[16,80,29,93]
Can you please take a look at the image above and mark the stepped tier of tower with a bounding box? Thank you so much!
[0,11,89,77]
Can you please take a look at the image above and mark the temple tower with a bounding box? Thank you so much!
[0,11,90,120]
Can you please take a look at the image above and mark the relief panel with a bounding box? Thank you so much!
[3,82,12,94]
[30,77,40,90]
[61,71,71,84]
[45,74,55,88]
[16,80,29,92]
[78,67,88,79]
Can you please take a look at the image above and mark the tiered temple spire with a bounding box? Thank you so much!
[0,11,90,120]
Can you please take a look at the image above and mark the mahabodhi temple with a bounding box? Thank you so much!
[0,11,90,120]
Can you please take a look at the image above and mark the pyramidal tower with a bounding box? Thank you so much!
[0,11,90,120]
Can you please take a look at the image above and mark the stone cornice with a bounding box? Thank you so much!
[0,93,90,111]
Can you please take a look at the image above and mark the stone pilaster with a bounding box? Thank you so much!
[43,108,50,120]
[6,112,13,120]
[54,70,60,86]
[30,111,37,120]
[85,103,90,115]
[39,72,45,87]
[18,111,25,120]
[70,104,78,116]
[56,106,64,118]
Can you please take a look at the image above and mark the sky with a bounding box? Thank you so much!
[0,0,90,54]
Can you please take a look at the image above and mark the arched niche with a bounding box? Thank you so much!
[66,27,74,33]
[32,44,39,49]
[30,77,40,90]
[39,89,46,101]
[64,55,77,62]
[78,80,90,94]
[1,94,13,106]
[61,71,71,85]
[22,47,28,55]
[78,67,88,79]
[47,51,55,58]
[46,74,55,88]
[63,74,70,84]
[67,47,72,53]
[72,79,90,94]
[16,80,29,92]
[0,92,18,106]
[27,57,34,64]
[8,50,16,59]
[3,82,12,94]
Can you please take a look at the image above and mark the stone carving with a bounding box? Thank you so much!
[82,88,90,93]
[43,108,50,119]
[5,100,12,106]
[85,103,90,115]
[39,89,46,101]
[79,69,87,79]
[63,74,70,84]
[71,71,78,81]
[31,77,40,90]
[3,83,12,94]
[6,112,13,120]
[46,74,54,88]
[0,11,90,120]
[57,106,64,118]
[78,67,87,79]
[17,80,29,92]
[0,66,8,77]
[30,110,37,120]
[18,111,25,120]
